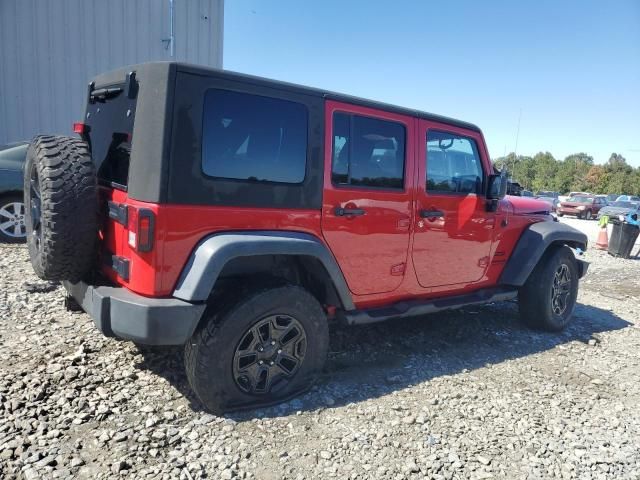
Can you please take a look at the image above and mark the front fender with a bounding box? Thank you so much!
[500,221,588,286]
[172,231,355,310]
[0,168,23,193]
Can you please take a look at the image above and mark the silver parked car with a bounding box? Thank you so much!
[596,201,640,220]
[0,142,29,243]
[535,196,560,212]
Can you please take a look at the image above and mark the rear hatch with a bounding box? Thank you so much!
[83,74,137,284]
[78,64,176,297]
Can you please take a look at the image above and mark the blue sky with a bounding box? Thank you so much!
[224,1,640,167]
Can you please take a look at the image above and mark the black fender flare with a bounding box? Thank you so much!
[172,231,355,310]
[499,221,588,287]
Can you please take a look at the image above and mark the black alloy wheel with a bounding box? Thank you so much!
[551,263,572,315]
[232,314,307,395]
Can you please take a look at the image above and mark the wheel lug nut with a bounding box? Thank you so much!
[269,361,274,366]
[277,349,282,354]
[258,360,264,365]
[258,347,263,352]
[271,341,276,345]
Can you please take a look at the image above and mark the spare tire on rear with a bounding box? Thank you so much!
[24,135,98,282]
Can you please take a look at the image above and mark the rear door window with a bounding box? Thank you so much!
[331,112,406,189]
[202,89,308,184]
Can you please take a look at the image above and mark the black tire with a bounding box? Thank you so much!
[185,285,329,413]
[557,212,563,217]
[0,194,27,243]
[584,209,592,220]
[518,245,579,332]
[24,136,97,282]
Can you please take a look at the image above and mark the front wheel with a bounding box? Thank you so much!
[519,246,579,331]
[584,209,592,220]
[185,285,329,413]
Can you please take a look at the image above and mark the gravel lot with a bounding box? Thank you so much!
[1,218,639,480]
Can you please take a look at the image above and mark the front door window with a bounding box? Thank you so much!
[426,131,483,194]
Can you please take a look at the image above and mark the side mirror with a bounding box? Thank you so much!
[487,173,508,200]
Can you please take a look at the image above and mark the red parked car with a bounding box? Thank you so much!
[24,62,588,413]
[557,194,605,220]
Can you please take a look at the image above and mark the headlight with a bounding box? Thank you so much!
[576,205,586,210]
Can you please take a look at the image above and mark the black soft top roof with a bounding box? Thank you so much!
[92,62,481,134]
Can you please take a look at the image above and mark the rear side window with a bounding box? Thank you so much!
[202,89,308,184]
[332,112,405,189]
[426,131,483,194]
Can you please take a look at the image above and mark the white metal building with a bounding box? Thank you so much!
[0,0,224,145]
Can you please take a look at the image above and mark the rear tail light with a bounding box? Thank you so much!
[137,211,154,252]
[73,122,87,134]
[127,207,155,252]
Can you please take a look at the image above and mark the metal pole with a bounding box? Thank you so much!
[169,0,175,57]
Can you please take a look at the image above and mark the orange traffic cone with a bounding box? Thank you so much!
[595,227,608,250]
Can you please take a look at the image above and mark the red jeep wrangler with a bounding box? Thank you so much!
[24,63,588,413]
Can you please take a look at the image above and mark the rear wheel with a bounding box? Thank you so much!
[185,285,329,413]
[0,194,27,243]
[584,209,592,220]
[519,246,579,331]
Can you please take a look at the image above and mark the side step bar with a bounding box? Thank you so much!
[342,287,518,326]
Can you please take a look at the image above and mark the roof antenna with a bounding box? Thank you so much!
[512,108,522,178]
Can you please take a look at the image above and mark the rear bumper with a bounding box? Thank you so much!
[62,281,206,345]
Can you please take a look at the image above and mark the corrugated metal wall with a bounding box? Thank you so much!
[0,0,223,145]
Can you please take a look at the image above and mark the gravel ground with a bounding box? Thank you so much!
[1,218,639,480]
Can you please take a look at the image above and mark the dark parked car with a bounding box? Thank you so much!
[0,142,29,242]
[557,194,605,220]
[596,201,640,220]
[507,181,523,196]
[536,191,560,199]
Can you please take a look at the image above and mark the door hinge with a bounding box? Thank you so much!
[108,255,130,281]
[107,201,128,226]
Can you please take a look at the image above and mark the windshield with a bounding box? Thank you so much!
[610,201,632,208]
[567,196,592,203]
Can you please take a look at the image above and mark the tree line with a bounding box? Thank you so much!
[492,152,640,195]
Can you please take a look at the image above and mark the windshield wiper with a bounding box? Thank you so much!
[90,87,123,103]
